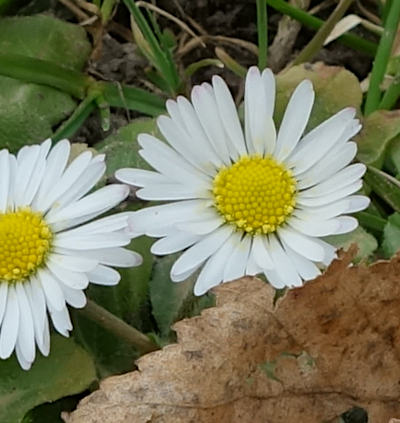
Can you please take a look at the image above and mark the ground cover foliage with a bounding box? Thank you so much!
[0,0,400,421]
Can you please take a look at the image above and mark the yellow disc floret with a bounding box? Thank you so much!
[0,207,52,282]
[213,155,297,234]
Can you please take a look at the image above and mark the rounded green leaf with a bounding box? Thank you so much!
[0,336,96,423]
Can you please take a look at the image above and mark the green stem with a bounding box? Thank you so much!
[0,53,91,98]
[379,75,400,109]
[293,0,354,65]
[256,0,268,69]
[78,299,159,354]
[100,0,118,23]
[215,47,247,78]
[364,0,400,115]
[53,95,98,141]
[265,0,377,56]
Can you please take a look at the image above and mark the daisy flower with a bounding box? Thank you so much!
[0,139,141,370]
[116,66,369,296]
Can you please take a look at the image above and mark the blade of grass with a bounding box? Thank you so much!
[122,0,180,94]
[265,0,377,56]
[293,0,355,65]
[364,0,400,115]
[355,211,386,232]
[256,0,268,69]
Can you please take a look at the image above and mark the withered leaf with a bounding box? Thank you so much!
[66,249,400,422]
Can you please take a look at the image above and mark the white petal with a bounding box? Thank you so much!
[223,234,251,282]
[191,84,231,164]
[63,247,142,268]
[314,238,337,266]
[32,139,71,209]
[176,96,222,168]
[212,75,247,157]
[14,145,41,207]
[54,232,131,250]
[37,150,92,213]
[346,195,370,213]
[25,277,46,351]
[193,233,236,295]
[297,180,363,207]
[54,159,106,208]
[50,306,72,337]
[268,234,302,287]
[158,114,216,175]
[132,200,212,234]
[287,216,341,237]
[151,231,203,255]
[275,80,314,161]
[301,163,366,197]
[22,140,52,206]
[137,183,209,201]
[61,212,131,236]
[287,108,356,174]
[252,234,274,269]
[115,168,169,187]
[16,343,32,370]
[282,242,321,282]
[46,260,89,289]
[49,253,98,272]
[6,154,17,210]
[296,142,357,189]
[15,283,35,363]
[264,268,286,289]
[0,285,19,359]
[37,268,66,311]
[176,214,223,235]
[278,226,325,261]
[138,133,210,186]
[245,67,276,155]
[334,216,358,234]
[171,224,234,280]
[59,283,87,308]
[87,265,121,285]
[45,184,129,224]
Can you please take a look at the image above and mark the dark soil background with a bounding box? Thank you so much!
[62,0,377,146]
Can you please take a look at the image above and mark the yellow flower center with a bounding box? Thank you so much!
[0,207,52,282]
[212,155,297,234]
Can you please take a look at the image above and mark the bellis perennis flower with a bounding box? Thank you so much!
[116,66,369,296]
[0,140,141,370]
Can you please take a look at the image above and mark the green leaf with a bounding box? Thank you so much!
[364,166,400,212]
[0,15,90,70]
[323,226,378,263]
[0,336,96,423]
[275,63,362,131]
[96,118,158,178]
[382,212,400,258]
[357,110,400,168]
[149,254,215,338]
[72,236,155,377]
[0,15,91,150]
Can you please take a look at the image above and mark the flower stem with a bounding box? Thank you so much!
[256,0,268,69]
[78,299,159,354]
[265,0,377,56]
[364,0,400,115]
[292,0,354,65]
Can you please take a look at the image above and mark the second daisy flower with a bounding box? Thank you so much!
[116,67,370,295]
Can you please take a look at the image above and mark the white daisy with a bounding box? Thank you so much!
[116,66,369,296]
[0,139,142,370]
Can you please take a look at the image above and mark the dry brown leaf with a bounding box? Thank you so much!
[66,249,400,423]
